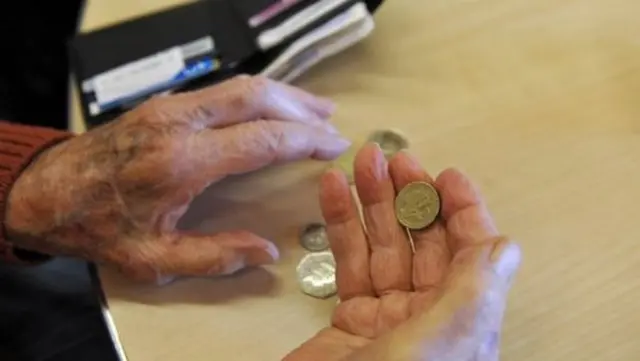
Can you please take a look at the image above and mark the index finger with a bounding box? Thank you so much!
[161,75,336,130]
[191,120,351,181]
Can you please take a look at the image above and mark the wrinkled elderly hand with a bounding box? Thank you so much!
[285,144,521,361]
[5,75,350,283]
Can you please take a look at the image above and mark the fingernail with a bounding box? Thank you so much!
[479,332,499,357]
[373,144,389,180]
[368,141,385,158]
[245,242,280,266]
[155,275,177,286]
[221,260,246,275]
[216,240,278,276]
[325,123,340,134]
[315,97,336,118]
[493,242,521,280]
[332,137,352,151]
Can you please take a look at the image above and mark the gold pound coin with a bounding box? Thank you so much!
[395,181,441,230]
[367,129,409,158]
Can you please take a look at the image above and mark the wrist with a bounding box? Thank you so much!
[4,141,65,256]
[0,122,73,263]
[5,172,43,251]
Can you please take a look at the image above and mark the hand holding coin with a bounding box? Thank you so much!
[284,143,521,361]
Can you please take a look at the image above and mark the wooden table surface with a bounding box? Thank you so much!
[71,0,640,360]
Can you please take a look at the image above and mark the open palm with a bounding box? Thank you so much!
[284,144,520,361]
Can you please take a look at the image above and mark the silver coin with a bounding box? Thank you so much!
[296,251,337,299]
[299,223,330,252]
[367,129,409,157]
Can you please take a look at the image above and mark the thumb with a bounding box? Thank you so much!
[473,240,521,361]
[445,237,521,295]
[489,238,522,291]
[444,237,521,320]
[120,231,279,284]
[421,238,520,360]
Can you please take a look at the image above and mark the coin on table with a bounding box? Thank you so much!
[332,143,359,184]
[299,223,330,252]
[395,181,441,230]
[296,251,337,299]
[367,129,409,158]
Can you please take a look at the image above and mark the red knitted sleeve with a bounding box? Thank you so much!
[0,121,74,264]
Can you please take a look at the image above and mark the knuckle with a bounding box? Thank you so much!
[186,102,215,127]
[231,74,253,83]
[232,74,269,91]
[112,115,189,174]
[135,95,194,128]
[137,96,169,121]
[247,75,270,93]
[230,75,269,110]
[262,122,288,156]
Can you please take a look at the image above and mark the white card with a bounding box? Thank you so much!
[82,36,215,94]
[92,48,185,106]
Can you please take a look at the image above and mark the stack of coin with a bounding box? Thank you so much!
[395,181,441,230]
[296,223,337,299]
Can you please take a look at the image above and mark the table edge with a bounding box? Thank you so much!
[87,263,130,361]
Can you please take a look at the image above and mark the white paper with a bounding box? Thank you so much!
[281,15,374,83]
[261,2,369,80]
[257,0,351,50]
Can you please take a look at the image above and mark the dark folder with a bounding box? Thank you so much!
[68,0,385,128]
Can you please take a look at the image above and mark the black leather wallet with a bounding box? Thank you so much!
[68,0,384,129]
